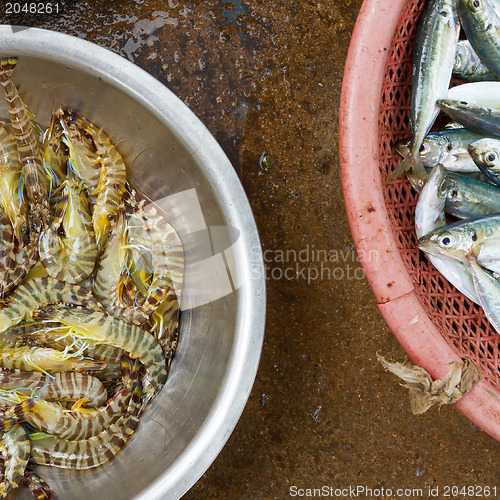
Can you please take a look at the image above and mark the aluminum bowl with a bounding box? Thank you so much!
[0,26,265,499]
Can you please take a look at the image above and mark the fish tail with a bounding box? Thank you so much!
[386,154,427,182]
[412,156,427,180]
[387,155,413,182]
[0,57,18,80]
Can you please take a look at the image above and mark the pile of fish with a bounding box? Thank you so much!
[0,56,183,498]
[391,0,500,336]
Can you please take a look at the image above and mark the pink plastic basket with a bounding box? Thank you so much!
[340,0,500,441]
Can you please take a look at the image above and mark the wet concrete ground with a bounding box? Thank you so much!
[3,0,499,498]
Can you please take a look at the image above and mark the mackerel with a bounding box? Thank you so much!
[415,165,478,302]
[458,0,500,79]
[396,128,486,172]
[468,136,500,185]
[388,0,460,181]
[418,213,500,273]
[453,40,497,81]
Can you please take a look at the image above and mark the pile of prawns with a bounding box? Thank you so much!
[0,56,183,498]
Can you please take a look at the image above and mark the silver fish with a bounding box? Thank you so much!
[396,128,486,172]
[458,0,500,79]
[468,137,500,185]
[468,257,500,333]
[388,0,460,181]
[444,172,500,217]
[415,165,478,302]
[453,40,497,81]
[418,213,500,274]
[437,98,500,136]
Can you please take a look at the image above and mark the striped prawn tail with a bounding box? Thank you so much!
[0,398,34,431]
[122,279,166,311]
[23,469,56,500]
[0,57,18,83]
[120,354,140,384]
[11,398,34,419]
[0,417,17,433]
[129,380,144,414]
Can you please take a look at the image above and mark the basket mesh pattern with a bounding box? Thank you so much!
[378,0,500,390]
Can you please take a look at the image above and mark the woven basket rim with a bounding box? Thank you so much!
[339,0,500,441]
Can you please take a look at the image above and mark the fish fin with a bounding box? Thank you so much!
[387,155,427,182]
[387,155,413,182]
[412,156,427,180]
[0,57,18,79]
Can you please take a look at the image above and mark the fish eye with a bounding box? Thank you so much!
[419,143,428,154]
[487,153,497,164]
[472,0,482,10]
[460,101,468,105]
[446,142,453,152]
[471,231,478,242]
[439,235,453,248]
[439,179,448,193]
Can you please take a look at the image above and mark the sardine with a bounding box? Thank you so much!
[388,0,460,181]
